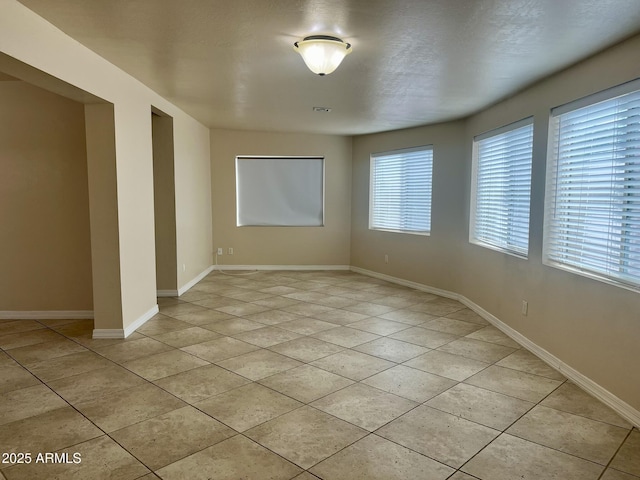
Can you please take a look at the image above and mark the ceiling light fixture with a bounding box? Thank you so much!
[294,35,352,76]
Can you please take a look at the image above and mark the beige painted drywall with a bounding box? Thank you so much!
[351,121,467,291]
[85,103,123,329]
[152,113,178,292]
[0,80,93,311]
[1,1,212,331]
[351,34,640,410]
[459,34,640,409]
[175,115,213,289]
[210,129,352,266]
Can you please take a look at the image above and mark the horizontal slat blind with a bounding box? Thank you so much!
[370,146,432,234]
[472,120,533,256]
[545,88,640,289]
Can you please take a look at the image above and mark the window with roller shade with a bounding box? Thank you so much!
[471,118,534,257]
[544,81,640,291]
[236,156,324,226]
[369,146,433,235]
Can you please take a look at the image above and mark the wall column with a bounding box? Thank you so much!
[84,103,124,333]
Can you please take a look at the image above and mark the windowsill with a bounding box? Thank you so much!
[369,227,430,237]
[469,238,528,260]
[542,258,640,294]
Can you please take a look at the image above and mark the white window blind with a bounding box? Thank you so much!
[544,83,640,290]
[369,146,432,235]
[471,119,533,257]
[236,156,324,226]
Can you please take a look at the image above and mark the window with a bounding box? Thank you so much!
[236,156,324,226]
[544,81,640,290]
[470,118,534,257]
[369,146,432,235]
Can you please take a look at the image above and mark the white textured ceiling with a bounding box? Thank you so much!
[16,0,640,135]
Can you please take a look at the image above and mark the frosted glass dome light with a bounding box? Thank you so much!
[294,35,352,76]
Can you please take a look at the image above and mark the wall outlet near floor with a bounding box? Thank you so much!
[522,300,528,316]
[182,263,186,272]
[228,247,234,255]
[384,254,389,264]
[217,248,223,255]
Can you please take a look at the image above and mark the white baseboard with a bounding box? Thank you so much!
[92,328,125,339]
[0,310,94,320]
[157,289,179,297]
[212,264,351,271]
[178,265,215,296]
[476,304,640,429]
[351,266,640,428]
[123,304,158,338]
[350,266,459,299]
[92,304,159,339]
[157,266,217,298]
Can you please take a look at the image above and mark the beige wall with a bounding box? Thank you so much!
[210,129,352,266]
[152,113,178,292]
[175,116,213,288]
[460,35,640,409]
[0,80,92,311]
[84,103,123,328]
[1,1,212,332]
[351,34,640,410]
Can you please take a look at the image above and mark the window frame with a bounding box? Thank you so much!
[470,117,534,259]
[543,79,640,292]
[368,145,433,236]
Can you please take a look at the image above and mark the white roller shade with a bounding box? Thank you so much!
[544,83,640,290]
[236,156,324,226]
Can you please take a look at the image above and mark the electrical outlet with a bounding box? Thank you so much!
[522,300,528,316]
[228,247,234,255]
[182,264,186,272]
[384,254,389,264]
[217,248,223,256]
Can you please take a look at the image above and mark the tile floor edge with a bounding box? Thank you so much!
[350,265,640,429]
[92,304,159,340]
[211,264,351,271]
[178,265,216,296]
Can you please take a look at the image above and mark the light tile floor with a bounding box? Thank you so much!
[0,270,638,480]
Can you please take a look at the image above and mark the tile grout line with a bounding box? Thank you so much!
[0,327,162,476]
[454,376,627,479]
[2,271,631,478]
[0,320,259,477]
[595,428,634,480]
